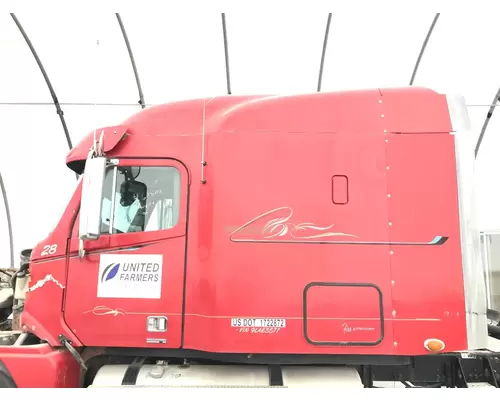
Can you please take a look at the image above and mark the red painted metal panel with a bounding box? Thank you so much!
[385,133,467,354]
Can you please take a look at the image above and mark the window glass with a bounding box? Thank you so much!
[100,165,181,235]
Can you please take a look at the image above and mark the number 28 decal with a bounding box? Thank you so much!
[41,244,58,256]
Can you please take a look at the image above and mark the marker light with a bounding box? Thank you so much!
[424,338,446,352]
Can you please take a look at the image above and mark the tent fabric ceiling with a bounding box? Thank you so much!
[1,11,500,267]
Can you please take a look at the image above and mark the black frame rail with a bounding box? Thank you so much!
[475,88,500,159]
[10,13,73,152]
[116,13,146,109]
[99,346,500,388]
[317,13,332,92]
[0,173,14,268]
[409,13,441,86]
[221,13,231,95]
[363,352,500,388]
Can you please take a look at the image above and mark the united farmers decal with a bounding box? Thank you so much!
[97,254,162,299]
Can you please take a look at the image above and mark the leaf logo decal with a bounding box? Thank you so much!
[106,263,120,281]
[101,263,120,282]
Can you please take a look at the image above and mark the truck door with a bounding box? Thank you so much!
[63,158,189,348]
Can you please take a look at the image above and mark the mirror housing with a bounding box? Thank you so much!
[79,156,107,241]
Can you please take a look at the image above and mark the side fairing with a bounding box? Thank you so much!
[446,93,488,350]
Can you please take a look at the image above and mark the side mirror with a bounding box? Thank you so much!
[79,156,107,241]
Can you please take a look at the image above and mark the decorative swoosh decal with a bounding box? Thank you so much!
[229,207,448,246]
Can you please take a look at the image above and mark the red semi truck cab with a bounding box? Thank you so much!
[0,87,495,388]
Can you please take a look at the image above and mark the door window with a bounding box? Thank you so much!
[99,165,181,235]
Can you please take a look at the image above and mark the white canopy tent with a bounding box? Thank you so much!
[1,11,500,279]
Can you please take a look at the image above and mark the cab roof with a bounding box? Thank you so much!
[66,87,452,173]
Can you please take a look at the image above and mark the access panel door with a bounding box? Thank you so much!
[64,158,189,348]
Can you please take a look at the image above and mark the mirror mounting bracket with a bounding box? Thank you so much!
[78,131,120,259]
[78,239,85,260]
